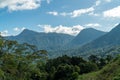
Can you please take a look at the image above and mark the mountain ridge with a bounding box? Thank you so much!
[6,29,75,50]
[66,23,120,57]
[67,28,106,47]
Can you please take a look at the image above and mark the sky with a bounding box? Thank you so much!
[0,0,120,36]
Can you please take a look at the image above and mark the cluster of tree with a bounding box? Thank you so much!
[45,54,113,80]
[0,36,48,80]
[88,54,113,69]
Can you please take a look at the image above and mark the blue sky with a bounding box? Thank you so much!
[0,0,120,36]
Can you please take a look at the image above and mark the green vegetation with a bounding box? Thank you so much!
[78,55,120,80]
[0,35,111,80]
[0,35,99,80]
[0,36,48,80]
[1,33,120,80]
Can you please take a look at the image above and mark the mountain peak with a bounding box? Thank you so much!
[111,23,120,31]
[68,28,106,46]
[22,29,33,33]
[81,28,103,32]
[78,28,106,36]
[80,23,120,52]
[18,29,39,37]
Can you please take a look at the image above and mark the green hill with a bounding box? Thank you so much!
[78,55,120,80]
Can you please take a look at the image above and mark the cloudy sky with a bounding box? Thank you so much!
[0,0,120,36]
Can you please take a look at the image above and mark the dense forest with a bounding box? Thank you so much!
[1,35,120,80]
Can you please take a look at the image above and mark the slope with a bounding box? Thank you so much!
[78,55,120,80]
[68,28,106,47]
[67,23,120,57]
[6,29,74,50]
[82,23,120,50]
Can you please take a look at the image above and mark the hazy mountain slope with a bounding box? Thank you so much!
[6,28,106,52]
[67,28,106,47]
[49,24,120,58]
[81,24,120,51]
[6,29,74,50]
[68,23,120,57]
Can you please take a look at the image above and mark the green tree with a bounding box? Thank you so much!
[54,64,79,80]
[88,55,99,64]
[0,36,48,80]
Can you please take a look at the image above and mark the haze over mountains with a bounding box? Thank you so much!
[6,29,74,50]
[6,27,106,50]
[82,23,120,51]
[67,28,106,47]
[6,24,120,58]
[60,23,120,58]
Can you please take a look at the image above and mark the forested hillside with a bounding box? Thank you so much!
[67,28,106,47]
[6,29,74,50]
[49,24,120,58]
[79,55,120,80]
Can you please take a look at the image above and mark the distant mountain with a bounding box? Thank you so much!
[68,23,120,57]
[82,23,120,50]
[6,29,74,50]
[67,28,106,47]
[7,24,120,58]
[49,24,120,58]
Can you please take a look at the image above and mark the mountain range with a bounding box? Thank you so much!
[81,23,120,51]
[59,23,120,58]
[6,28,106,51]
[5,23,120,58]
[6,29,74,50]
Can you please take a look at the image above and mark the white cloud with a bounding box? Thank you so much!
[47,7,95,17]
[60,12,70,16]
[38,25,84,36]
[71,7,94,17]
[0,0,42,11]
[47,11,58,16]
[47,0,114,18]
[47,11,70,17]
[94,0,112,7]
[84,23,101,28]
[48,0,108,17]
[88,12,100,16]
[103,6,120,18]
[13,27,26,32]
[1,30,8,36]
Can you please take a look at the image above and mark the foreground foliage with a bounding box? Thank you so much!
[0,36,47,80]
[78,55,120,80]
